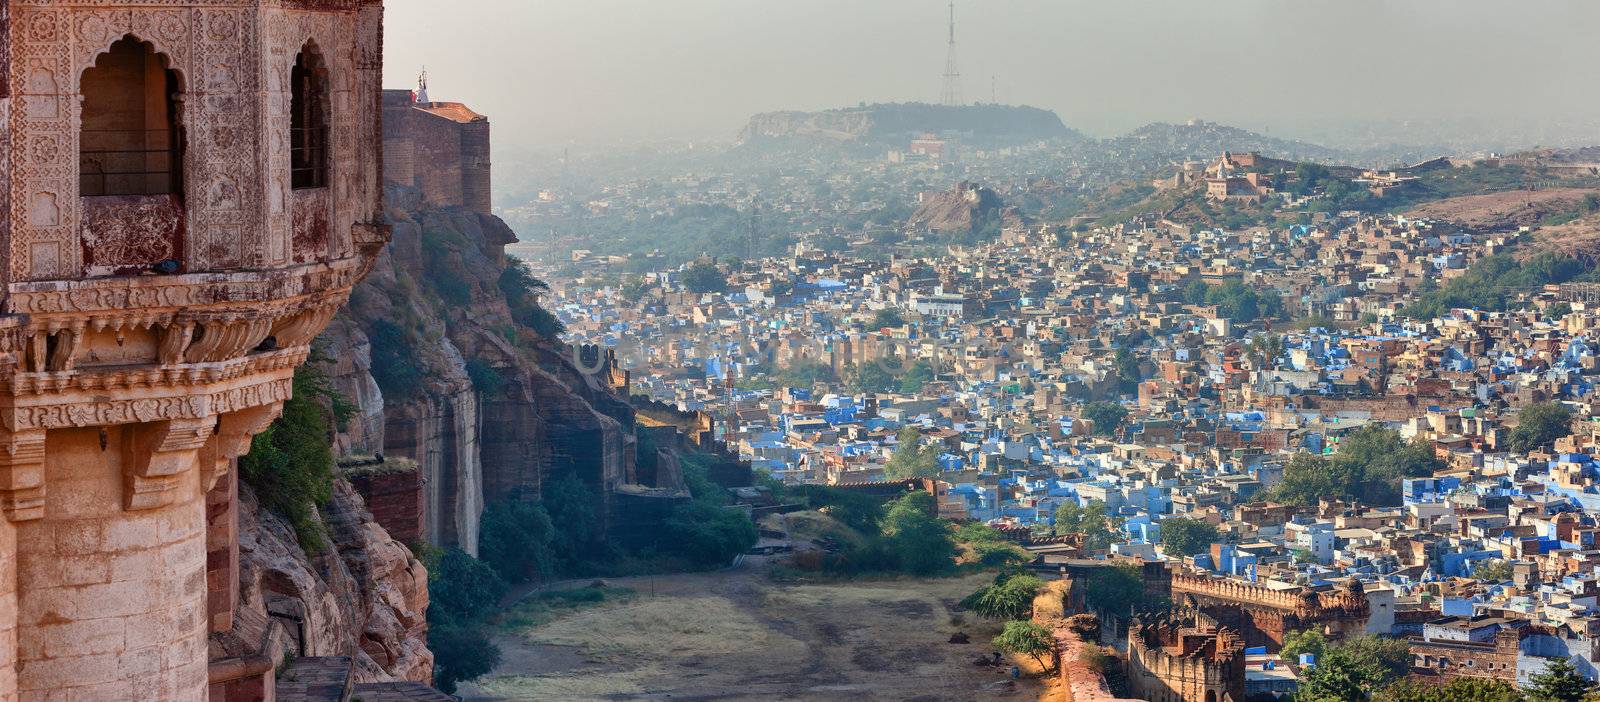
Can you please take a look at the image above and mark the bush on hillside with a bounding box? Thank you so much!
[239,357,350,554]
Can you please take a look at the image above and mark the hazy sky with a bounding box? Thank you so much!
[384,0,1600,150]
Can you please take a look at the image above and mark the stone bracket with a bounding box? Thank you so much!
[0,429,47,521]
[123,417,217,511]
[199,402,283,493]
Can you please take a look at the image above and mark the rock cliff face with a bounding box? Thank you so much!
[324,184,640,554]
[907,181,1028,238]
[216,479,432,684]
[224,183,666,686]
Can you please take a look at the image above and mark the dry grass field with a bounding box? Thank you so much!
[456,562,1056,701]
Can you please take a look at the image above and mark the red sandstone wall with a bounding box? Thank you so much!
[460,121,491,214]
[347,470,425,545]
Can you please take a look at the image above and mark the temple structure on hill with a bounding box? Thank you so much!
[0,2,431,700]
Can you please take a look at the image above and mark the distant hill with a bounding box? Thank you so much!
[737,102,1079,148]
[1103,121,1356,164]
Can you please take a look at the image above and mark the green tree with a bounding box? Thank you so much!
[680,260,727,293]
[992,620,1056,670]
[1546,302,1573,320]
[1115,347,1142,391]
[1267,427,1443,507]
[1473,559,1514,582]
[1375,677,1523,702]
[477,500,555,583]
[427,547,508,627]
[619,275,649,303]
[848,362,897,394]
[885,426,942,479]
[1055,501,1119,549]
[1249,333,1286,369]
[659,500,759,567]
[1296,646,1383,702]
[430,622,502,694]
[879,491,955,576]
[1160,518,1220,557]
[1338,635,1412,687]
[803,485,885,536]
[1281,628,1329,663]
[543,474,601,569]
[953,522,1029,568]
[898,359,936,393]
[1083,562,1147,620]
[1528,657,1594,702]
[1509,402,1575,454]
[872,308,907,329]
[1082,402,1129,437]
[962,573,1044,620]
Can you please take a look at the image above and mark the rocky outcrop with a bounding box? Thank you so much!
[219,479,432,684]
[907,181,1027,238]
[320,184,643,557]
[738,102,1075,147]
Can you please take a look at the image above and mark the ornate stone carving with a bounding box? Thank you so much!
[123,416,216,510]
[199,401,281,492]
[0,429,46,521]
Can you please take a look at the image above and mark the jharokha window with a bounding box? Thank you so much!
[79,36,183,197]
[291,43,330,189]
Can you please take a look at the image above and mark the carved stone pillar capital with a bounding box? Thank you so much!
[199,402,283,492]
[0,428,47,521]
[123,416,218,511]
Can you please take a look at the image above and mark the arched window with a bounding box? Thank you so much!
[79,36,182,197]
[290,43,329,189]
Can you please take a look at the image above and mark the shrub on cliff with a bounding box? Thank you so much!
[500,259,564,339]
[465,358,507,397]
[367,319,423,399]
[239,356,350,554]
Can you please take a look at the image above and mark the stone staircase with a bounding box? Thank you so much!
[273,656,453,702]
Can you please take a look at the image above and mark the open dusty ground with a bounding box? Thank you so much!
[456,560,1055,701]
[1404,187,1600,229]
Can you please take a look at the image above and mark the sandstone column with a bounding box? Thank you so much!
[14,427,211,700]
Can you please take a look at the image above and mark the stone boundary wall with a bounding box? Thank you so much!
[1033,582,1142,702]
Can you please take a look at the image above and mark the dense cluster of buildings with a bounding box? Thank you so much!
[541,150,1600,693]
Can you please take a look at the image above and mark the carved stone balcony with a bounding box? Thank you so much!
[0,242,384,520]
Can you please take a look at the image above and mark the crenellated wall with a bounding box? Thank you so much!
[1172,571,1370,649]
[1126,614,1247,702]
